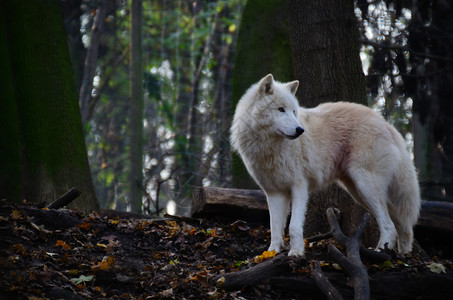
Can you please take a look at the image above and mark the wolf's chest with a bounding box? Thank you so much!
[245,149,299,192]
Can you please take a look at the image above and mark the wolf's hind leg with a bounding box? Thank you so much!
[347,170,398,251]
[393,217,414,254]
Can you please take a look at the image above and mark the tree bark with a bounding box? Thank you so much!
[1,0,99,212]
[288,0,378,247]
[128,0,144,213]
[231,0,293,189]
[191,187,269,222]
[0,12,21,202]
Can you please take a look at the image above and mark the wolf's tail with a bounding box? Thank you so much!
[389,156,421,254]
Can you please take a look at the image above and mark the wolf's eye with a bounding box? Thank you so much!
[278,107,285,113]
[293,110,296,114]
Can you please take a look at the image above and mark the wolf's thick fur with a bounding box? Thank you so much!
[231,74,421,257]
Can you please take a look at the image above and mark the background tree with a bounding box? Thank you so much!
[79,0,115,125]
[75,0,244,214]
[357,0,453,202]
[0,0,99,212]
[128,0,145,213]
[59,0,452,217]
[231,0,294,189]
[288,0,378,245]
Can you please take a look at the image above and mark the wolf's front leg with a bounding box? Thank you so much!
[266,193,290,253]
[288,186,309,257]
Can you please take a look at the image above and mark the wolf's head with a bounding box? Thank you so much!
[242,74,304,140]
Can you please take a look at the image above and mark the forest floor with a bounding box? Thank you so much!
[1,200,452,300]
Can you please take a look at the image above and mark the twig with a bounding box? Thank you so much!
[306,231,333,242]
[326,208,370,300]
[46,188,81,209]
[307,230,390,263]
[311,261,344,300]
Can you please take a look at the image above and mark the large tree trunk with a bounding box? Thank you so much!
[231,0,294,189]
[288,0,378,246]
[1,0,99,212]
[128,0,144,213]
[0,14,21,202]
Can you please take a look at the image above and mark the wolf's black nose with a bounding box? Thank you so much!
[296,127,304,136]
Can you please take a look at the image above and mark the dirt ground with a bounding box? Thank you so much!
[1,200,452,299]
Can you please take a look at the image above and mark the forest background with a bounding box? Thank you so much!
[2,0,452,216]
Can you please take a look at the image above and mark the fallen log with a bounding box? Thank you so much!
[215,253,295,291]
[191,187,453,232]
[191,187,268,223]
[417,200,453,232]
[270,271,453,299]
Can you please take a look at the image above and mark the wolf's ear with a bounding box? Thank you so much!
[287,80,299,95]
[258,74,274,95]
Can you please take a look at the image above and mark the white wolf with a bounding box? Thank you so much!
[230,74,421,257]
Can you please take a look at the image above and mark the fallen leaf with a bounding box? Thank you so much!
[11,210,23,220]
[216,276,225,287]
[56,240,72,251]
[12,244,26,255]
[233,260,249,268]
[254,250,277,263]
[92,256,115,271]
[427,262,446,274]
[77,221,91,231]
[71,275,94,285]
[106,239,119,255]
[380,260,394,268]
[68,269,79,275]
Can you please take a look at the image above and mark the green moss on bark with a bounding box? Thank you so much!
[231,0,293,188]
[2,0,99,211]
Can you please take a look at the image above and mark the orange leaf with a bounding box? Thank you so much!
[92,256,115,271]
[254,250,277,263]
[77,221,91,231]
[12,243,26,255]
[56,240,72,250]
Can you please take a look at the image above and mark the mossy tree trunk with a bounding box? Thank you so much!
[0,13,21,202]
[288,0,379,246]
[231,0,293,189]
[0,0,99,212]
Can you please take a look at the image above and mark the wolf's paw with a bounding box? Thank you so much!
[268,242,284,254]
[288,248,305,258]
